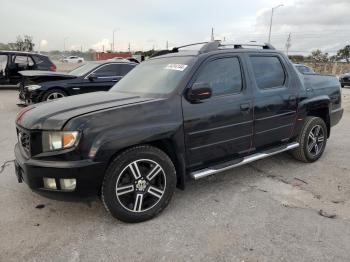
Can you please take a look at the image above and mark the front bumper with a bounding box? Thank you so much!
[14,143,106,198]
[18,89,42,104]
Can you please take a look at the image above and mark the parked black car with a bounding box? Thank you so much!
[0,51,56,86]
[339,72,350,87]
[14,41,343,223]
[18,60,137,104]
[294,64,315,74]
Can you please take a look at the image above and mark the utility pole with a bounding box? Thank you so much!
[285,33,292,56]
[128,42,131,53]
[211,28,214,41]
[166,40,168,50]
[268,4,283,43]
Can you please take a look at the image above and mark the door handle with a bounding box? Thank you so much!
[240,103,251,113]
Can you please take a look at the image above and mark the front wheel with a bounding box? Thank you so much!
[42,89,67,102]
[291,116,327,163]
[102,145,176,223]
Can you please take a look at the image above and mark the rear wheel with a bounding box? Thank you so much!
[42,89,67,102]
[291,116,327,163]
[102,145,176,223]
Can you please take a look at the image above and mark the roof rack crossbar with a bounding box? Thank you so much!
[172,42,209,52]
[218,42,275,50]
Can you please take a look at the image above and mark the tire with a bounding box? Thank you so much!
[42,89,67,102]
[102,145,176,223]
[291,116,327,163]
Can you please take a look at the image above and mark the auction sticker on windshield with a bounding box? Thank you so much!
[165,64,188,71]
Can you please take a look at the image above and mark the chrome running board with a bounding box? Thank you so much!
[190,142,299,180]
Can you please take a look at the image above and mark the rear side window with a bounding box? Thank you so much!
[120,64,135,75]
[250,56,286,89]
[32,55,45,64]
[94,64,121,77]
[194,57,242,96]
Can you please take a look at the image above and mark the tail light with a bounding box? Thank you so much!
[50,64,57,71]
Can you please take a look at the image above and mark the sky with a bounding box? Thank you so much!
[0,0,349,54]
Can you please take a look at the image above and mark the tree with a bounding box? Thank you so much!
[13,35,35,51]
[308,49,329,63]
[337,45,350,63]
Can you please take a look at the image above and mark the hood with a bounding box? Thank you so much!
[16,91,157,130]
[19,70,77,83]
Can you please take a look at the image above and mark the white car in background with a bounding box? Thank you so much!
[61,56,84,63]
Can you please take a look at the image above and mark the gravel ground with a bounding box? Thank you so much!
[0,89,349,262]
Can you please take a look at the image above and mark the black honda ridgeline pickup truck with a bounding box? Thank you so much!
[14,42,343,222]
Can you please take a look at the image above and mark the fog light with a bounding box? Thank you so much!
[43,178,57,190]
[60,179,76,191]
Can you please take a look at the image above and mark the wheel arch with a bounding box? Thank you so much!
[303,96,331,137]
[103,139,186,190]
[40,87,70,101]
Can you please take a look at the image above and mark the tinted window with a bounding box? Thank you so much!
[194,57,242,96]
[250,56,286,89]
[94,64,121,77]
[120,64,135,75]
[32,55,45,64]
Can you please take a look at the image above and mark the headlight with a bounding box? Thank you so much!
[42,131,80,152]
[26,85,41,91]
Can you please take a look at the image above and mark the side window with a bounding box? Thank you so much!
[120,64,135,76]
[250,56,286,89]
[32,55,44,64]
[93,64,120,77]
[14,55,34,66]
[194,57,242,96]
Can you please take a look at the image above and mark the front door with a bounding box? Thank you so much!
[248,54,298,150]
[73,63,123,94]
[182,55,253,168]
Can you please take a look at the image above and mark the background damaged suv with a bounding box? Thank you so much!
[14,41,343,223]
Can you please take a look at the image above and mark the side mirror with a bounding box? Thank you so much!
[88,73,97,81]
[187,82,212,103]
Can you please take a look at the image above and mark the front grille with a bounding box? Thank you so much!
[18,130,30,152]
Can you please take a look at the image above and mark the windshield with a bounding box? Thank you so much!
[68,63,98,76]
[110,56,195,96]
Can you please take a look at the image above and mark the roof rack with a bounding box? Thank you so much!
[151,40,276,58]
[218,41,275,50]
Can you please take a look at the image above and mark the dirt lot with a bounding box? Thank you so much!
[0,89,350,262]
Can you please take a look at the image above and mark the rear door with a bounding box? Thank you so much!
[8,55,35,84]
[247,54,298,150]
[0,54,9,85]
[182,54,253,168]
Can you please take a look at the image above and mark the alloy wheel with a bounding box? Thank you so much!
[46,92,64,101]
[115,159,166,213]
[307,125,325,157]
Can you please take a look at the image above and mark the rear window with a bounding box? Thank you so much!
[250,56,286,89]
